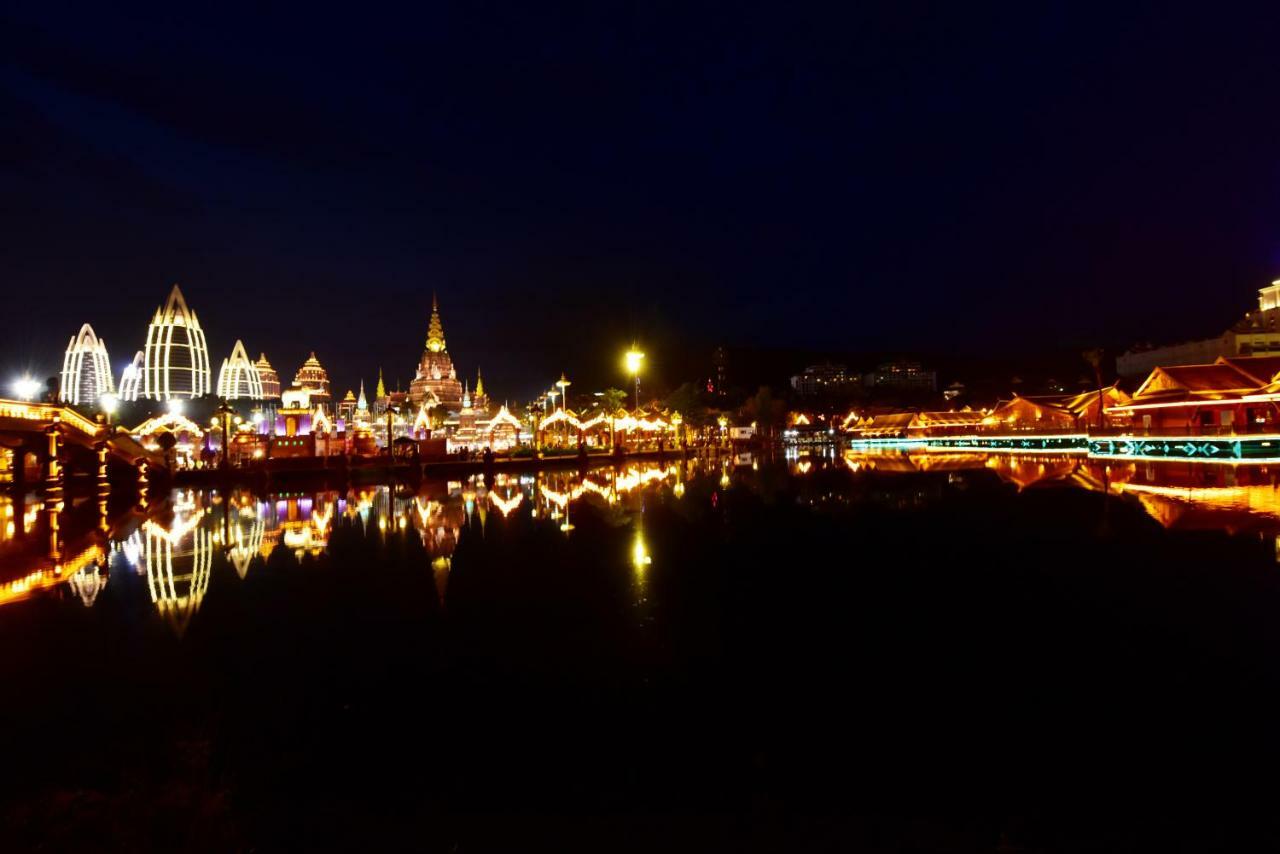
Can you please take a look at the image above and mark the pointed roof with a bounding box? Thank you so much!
[376,367,386,399]
[227,339,251,365]
[164,283,188,313]
[156,283,199,326]
[426,295,447,353]
[357,380,368,410]
[343,389,356,402]
[1215,355,1280,386]
[475,367,485,398]
[1133,363,1256,399]
[255,352,275,371]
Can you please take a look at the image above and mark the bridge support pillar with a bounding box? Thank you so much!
[42,424,62,503]
[137,461,149,510]
[94,442,109,492]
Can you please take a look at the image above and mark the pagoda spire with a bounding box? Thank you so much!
[376,367,386,399]
[357,379,368,411]
[426,294,447,353]
[475,367,484,398]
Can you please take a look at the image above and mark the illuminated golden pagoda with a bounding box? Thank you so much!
[409,294,463,411]
[292,352,332,404]
[254,353,281,399]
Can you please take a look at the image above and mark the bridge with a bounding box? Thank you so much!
[0,398,163,493]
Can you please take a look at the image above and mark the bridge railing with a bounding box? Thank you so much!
[0,399,102,438]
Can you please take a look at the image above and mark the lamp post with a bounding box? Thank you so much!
[99,393,119,432]
[556,373,571,449]
[547,389,559,449]
[625,349,645,411]
[215,401,235,469]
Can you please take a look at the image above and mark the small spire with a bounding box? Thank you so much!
[475,367,485,398]
[426,296,446,353]
[376,367,386,399]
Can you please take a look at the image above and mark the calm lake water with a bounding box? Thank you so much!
[5,451,1280,849]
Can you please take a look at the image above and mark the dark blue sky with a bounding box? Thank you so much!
[4,4,1280,398]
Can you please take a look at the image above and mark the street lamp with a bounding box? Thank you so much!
[11,376,42,401]
[624,349,645,410]
[556,373,571,449]
[546,389,559,448]
[99,393,119,430]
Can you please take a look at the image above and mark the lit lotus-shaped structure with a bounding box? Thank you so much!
[141,284,212,400]
[117,350,144,402]
[59,323,114,406]
[217,339,264,400]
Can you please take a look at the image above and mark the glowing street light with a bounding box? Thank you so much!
[555,373,571,409]
[556,373,571,449]
[11,376,42,401]
[624,349,645,410]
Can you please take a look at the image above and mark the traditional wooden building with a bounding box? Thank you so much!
[1110,356,1280,434]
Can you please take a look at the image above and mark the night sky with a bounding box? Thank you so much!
[5,5,1280,398]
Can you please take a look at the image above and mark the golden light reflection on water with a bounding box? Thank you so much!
[840,448,1280,534]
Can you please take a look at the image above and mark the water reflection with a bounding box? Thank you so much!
[0,459,701,630]
[15,452,1280,628]
[838,447,1280,537]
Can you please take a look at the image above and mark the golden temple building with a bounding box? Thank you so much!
[409,295,464,412]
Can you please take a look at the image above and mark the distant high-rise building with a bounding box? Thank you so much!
[864,360,937,393]
[59,323,114,406]
[408,295,464,412]
[292,352,332,403]
[217,340,264,400]
[118,351,144,401]
[142,284,212,400]
[254,353,281,399]
[709,346,728,397]
[791,362,856,396]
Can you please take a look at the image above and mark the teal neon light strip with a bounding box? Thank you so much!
[847,434,1280,464]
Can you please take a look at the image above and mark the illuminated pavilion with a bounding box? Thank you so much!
[408,295,464,412]
[216,340,264,400]
[141,284,212,400]
[59,323,114,407]
[291,352,332,405]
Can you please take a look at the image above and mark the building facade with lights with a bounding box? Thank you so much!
[141,285,212,400]
[408,296,464,412]
[59,323,114,406]
[1118,280,1280,380]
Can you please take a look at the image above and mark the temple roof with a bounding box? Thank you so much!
[1215,355,1280,386]
[1134,363,1256,397]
